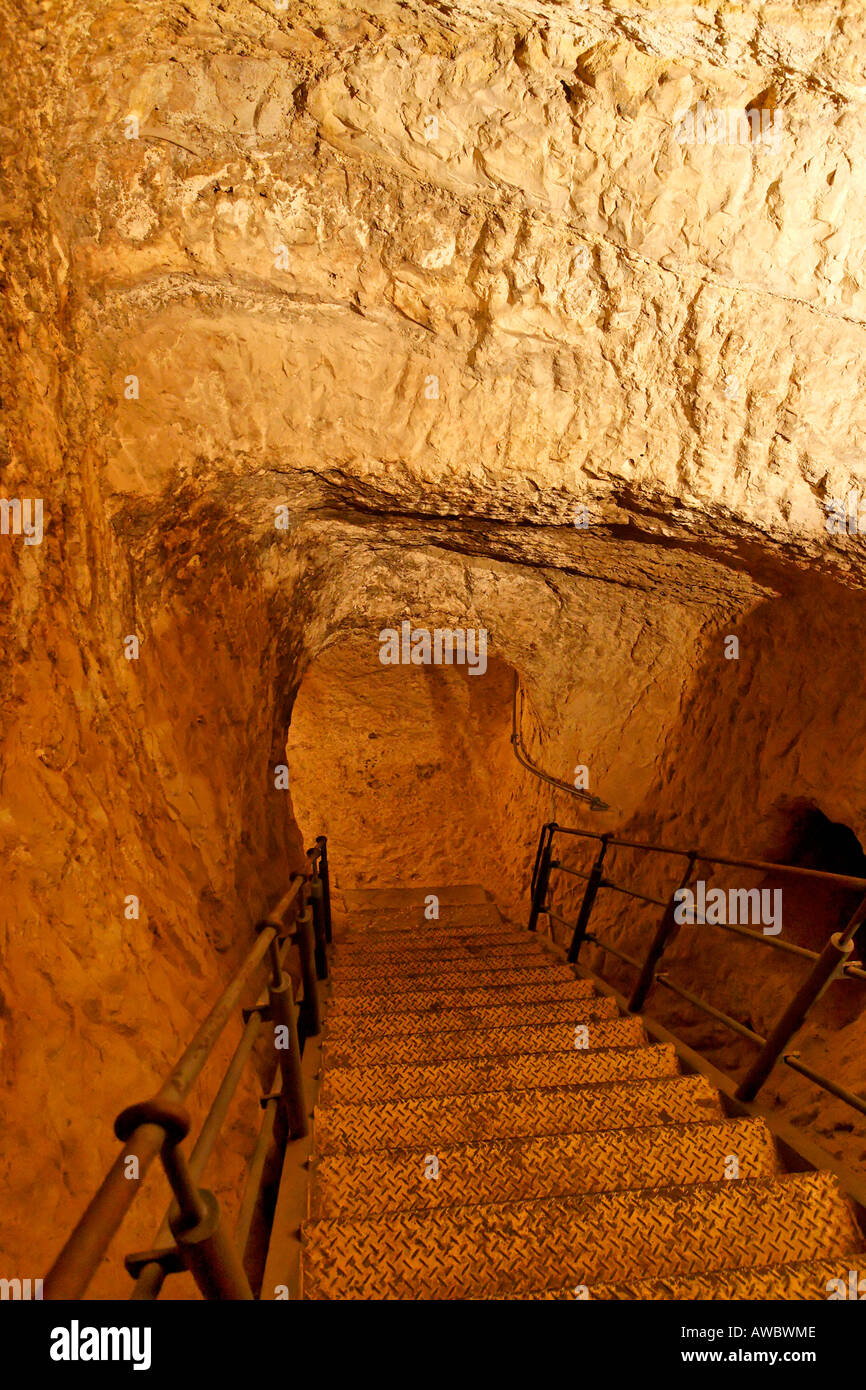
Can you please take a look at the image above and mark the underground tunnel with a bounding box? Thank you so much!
[287,639,526,902]
[2,0,866,1336]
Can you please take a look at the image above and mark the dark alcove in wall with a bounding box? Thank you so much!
[763,800,866,1026]
[774,802,866,882]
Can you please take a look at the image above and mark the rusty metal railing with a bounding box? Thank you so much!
[512,675,610,811]
[528,821,866,1118]
[44,836,333,1301]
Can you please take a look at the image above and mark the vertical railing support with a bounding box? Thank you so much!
[528,823,556,932]
[310,867,329,981]
[316,835,333,944]
[114,1099,253,1300]
[264,930,307,1138]
[45,842,336,1302]
[628,854,697,1013]
[294,875,321,1038]
[736,922,860,1102]
[568,835,610,963]
[530,821,549,901]
[167,1178,254,1302]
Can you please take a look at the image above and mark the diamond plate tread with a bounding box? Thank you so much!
[511,1258,866,1301]
[318,1042,679,1106]
[322,1016,644,1069]
[339,936,521,955]
[301,1172,861,1299]
[340,924,509,944]
[342,886,489,908]
[313,1074,725,1153]
[309,1118,779,1219]
[335,939,544,961]
[332,947,552,974]
[329,964,574,996]
[323,995,613,1040]
[342,903,502,931]
[326,978,596,1017]
[330,950,555,981]
[339,926,530,948]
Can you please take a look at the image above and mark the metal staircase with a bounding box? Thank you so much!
[297,887,865,1300]
[45,834,866,1302]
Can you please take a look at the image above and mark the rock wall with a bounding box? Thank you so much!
[0,6,304,1290]
[287,640,520,895]
[557,568,866,1174]
[3,0,866,1294]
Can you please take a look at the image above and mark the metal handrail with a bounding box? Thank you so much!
[528,818,866,1124]
[578,880,822,961]
[129,1006,267,1300]
[584,931,642,972]
[655,973,767,1045]
[44,836,334,1302]
[783,1053,866,1119]
[552,821,866,890]
[599,876,665,909]
[511,675,610,811]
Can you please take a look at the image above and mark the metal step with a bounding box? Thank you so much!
[301,1172,862,1299]
[337,921,504,939]
[331,947,554,974]
[337,928,532,952]
[309,1117,779,1219]
[333,934,547,967]
[313,1073,724,1154]
[339,924,512,944]
[326,977,596,1017]
[329,963,574,997]
[511,1258,866,1300]
[341,903,502,931]
[341,885,490,909]
[323,994,615,1040]
[318,1042,679,1106]
[329,950,555,981]
[322,1015,643,1068]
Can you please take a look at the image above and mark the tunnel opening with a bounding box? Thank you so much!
[767,800,866,950]
[771,801,866,879]
[285,635,532,921]
[754,800,866,1030]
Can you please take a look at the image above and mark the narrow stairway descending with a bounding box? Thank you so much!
[300,886,865,1300]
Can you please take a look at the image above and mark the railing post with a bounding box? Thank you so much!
[528,823,556,932]
[530,821,548,900]
[114,1099,253,1301]
[310,868,328,981]
[316,835,333,944]
[294,875,321,1039]
[45,860,330,1302]
[167,1183,253,1301]
[567,835,610,963]
[736,928,858,1102]
[628,853,697,1013]
[44,920,282,1301]
[264,929,308,1138]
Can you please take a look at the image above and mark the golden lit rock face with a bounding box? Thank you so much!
[2,1,866,1290]
[47,0,866,568]
[288,643,526,909]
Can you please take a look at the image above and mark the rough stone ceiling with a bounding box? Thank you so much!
[18,0,864,604]
[6,4,866,1288]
